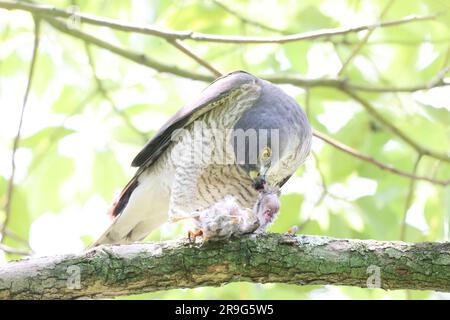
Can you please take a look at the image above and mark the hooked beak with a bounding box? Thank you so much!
[252,163,270,191]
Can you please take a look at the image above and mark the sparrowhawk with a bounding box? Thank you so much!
[92,71,312,246]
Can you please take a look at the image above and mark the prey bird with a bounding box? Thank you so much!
[91,71,312,246]
[174,185,281,242]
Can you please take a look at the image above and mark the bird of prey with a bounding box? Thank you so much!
[92,71,312,246]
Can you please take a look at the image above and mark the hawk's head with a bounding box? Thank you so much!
[232,79,312,190]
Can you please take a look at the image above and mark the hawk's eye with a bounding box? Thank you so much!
[260,146,272,162]
[249,170,260,179]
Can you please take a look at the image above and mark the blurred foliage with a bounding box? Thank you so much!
[0,0,449,299]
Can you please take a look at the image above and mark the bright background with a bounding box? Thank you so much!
[0,0,449,299]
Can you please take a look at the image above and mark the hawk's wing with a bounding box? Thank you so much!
[132,70,259,169]
[107,71,260,219]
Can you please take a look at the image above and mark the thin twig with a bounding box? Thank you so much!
[1,17,40,243]
[428,41,450,88]
[266,75,449,92]
[299,94,353,231]
[39,17,450,93]
[212,0,287,34]
[0,224,30,248]
[297,153,354,235]
[0,20,12,99]
[11,17,450,184]
[313,129,449,186]
[337,0,394,76]
[441,41,450,68]
[0,243,32,256]
[167,39,223,77]
[334,38,450,47]
[428,65,450,89]
[311,152,352,204]
[0,1,441,44]
[340,81,449,92]
[312,152,328,205]
[83,43,148,143]
[400,154,423,240]
[341,88,450,163]
[2,3,448,187]
[44,17,214,82]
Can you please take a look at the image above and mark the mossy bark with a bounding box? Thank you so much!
[1,234,450,299]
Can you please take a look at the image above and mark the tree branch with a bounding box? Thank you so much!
[428,65,450,89]
[3,10,448,186]
[0,224,30,249]
[35,16,449,94]
[43,17,214,82]
[2,1,449,95]
[266,74,449,93]
[428,41,450,88]
[1,17,40,243]
[84,43,148,143]
[400,154,422,241]
[313,130,449,186]
[0,0,440,44]
[167,39,223,77]
[0,243,31,256]
[337,0,394,76]
[340,88,450,163]
[1,234,450,299]
[212,0,287,34]
[16,14,450,186]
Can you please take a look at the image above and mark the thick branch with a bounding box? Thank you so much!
[1,234,450,299]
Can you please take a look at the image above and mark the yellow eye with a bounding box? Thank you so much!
[261,147,272,161]
[249,170,260,179]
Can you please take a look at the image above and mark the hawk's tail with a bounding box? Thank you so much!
[109,178,140,219]
[88,178,140,248]
[87,216,121,249]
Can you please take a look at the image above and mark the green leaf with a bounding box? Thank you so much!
[93,150,127,201]
[23,151,75,217]
[52,85,86,114]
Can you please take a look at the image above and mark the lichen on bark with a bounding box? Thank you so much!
[0,234,450,299]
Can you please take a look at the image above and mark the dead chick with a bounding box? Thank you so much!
[188,195,259,242]
[253,185,281,233]
[175,185,281,242]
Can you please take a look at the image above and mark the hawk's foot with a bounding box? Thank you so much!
[284,225,299,236]
[188,229,203,243]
